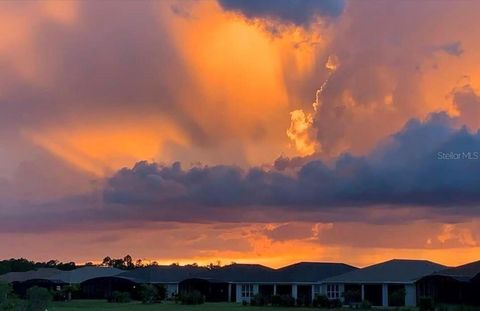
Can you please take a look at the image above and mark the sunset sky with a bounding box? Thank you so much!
[2,0,480,268]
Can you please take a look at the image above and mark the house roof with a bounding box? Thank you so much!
[212,264,277,283]
[116,265,212,283]
[429,260,480,282]
[0,268,61,283]
[275,262,358,283]
[48,267,123,284]
[114,262,355,284]
[324,259,446,284]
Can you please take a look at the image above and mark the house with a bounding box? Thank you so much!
[211,263,277,303]
[0,268,63,297]
[214,262,357,304]
[0,267,123,299]
[0,268,61,283]
[117,265,214,299]
[417,260,480,305]
[322,259,446,307]
[80,262,357,304]
[48,266,123,284]
[48,267,124,299]
[273,262,357,304]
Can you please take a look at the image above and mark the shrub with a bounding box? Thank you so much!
[313,294,330,308]
[330,298,343,308]
[389,288,406,307]
[54,284,81,301]
[296,297,304,307]
[360,299,372,310]
[26,286,52,311]
[139,284,159,304]
[270,294,293,306]
[251,293,266,306]
[271,294,281,306]
[419,297,434,311]
[278,294,295,307]
[179,290,204,305]
[242,300,248,306]
[0,282,23,311]
[344,289,361,304]
[156,285,166,301]
[108,291,131,303]
[0,283,13,304]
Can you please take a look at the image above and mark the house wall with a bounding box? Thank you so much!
[325,282,415,307]
[405,284,416,307]
[235,283,259,303]
[321,283,345,301]
[164,283,178,299]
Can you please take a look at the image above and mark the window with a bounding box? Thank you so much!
[313,285,322,296]
[327,284,340,299]
[241,284,254,298]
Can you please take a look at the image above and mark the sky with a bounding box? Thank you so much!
[1,0,480,268]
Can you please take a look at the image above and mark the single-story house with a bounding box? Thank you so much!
[322,259,446,307]
[0,268,61,284]
[113,265,212,299]
[417,260,480,305]
[75,262,357,304]
[0,268,63,297]
[0,267,123,298]
[210,263,278,303]
[51,267,124,299]
[225,262,357,304]
[48,266,123,284]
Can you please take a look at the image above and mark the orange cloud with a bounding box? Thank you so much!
[2,221,479,268]
[24,118,187,176]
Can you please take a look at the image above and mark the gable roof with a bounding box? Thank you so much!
[276,262,358,283]
[325,259,446,284]
[0,268,61,283]
[428,260,480,282]
[48,267,123,283]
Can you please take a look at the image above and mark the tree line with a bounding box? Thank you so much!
[0,258,75,275]
[0,256,228,274]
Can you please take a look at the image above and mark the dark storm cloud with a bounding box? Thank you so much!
[218,0,345,27]
[104,111,480,209]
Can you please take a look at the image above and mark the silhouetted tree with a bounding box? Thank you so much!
[123,255,134,270]
[102,257,112,267]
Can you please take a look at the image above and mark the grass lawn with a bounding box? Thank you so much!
[50,300,320,311]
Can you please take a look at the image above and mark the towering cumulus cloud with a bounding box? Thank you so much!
[287,55,340,155]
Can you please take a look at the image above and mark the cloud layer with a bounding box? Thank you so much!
[105,110,480,211]
[1,0,480,266]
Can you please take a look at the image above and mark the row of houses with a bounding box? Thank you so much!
[1,259,480,306]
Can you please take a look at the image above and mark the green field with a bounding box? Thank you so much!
[51,300,319,311]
